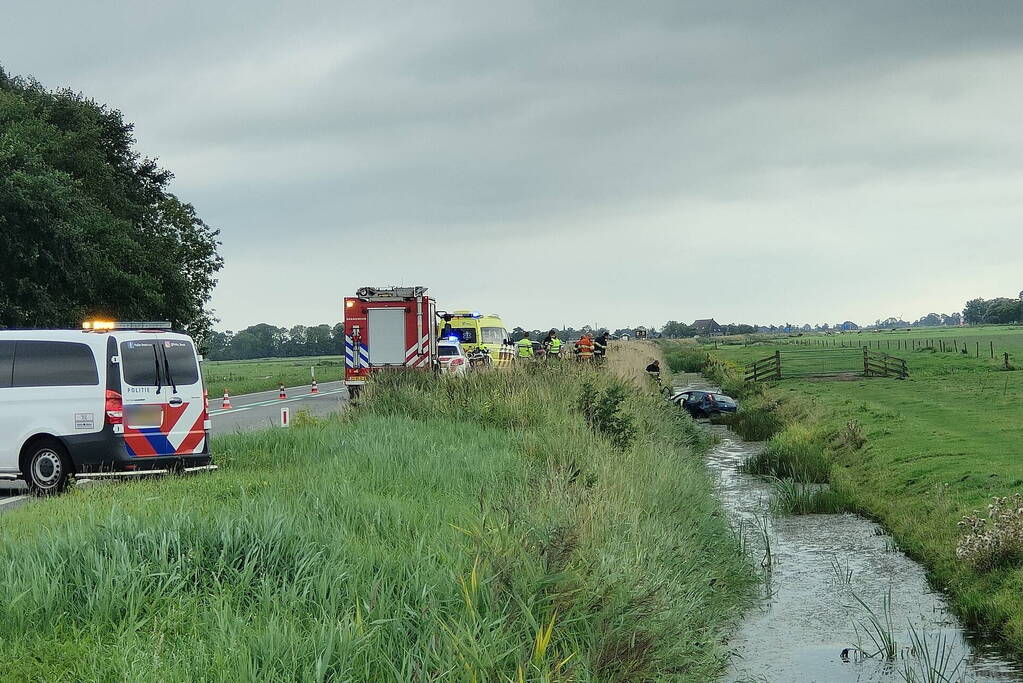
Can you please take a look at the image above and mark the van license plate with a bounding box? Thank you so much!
[125,404,163,428]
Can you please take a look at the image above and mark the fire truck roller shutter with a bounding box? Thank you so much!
[367,308,408,365]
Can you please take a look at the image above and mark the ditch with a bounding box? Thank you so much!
[674,374,1023,681]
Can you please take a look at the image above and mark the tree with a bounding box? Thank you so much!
[983,298,1021,324]
[963,299,986,325]
[0,67,222,345]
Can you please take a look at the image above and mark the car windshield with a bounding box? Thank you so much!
[447,328,476,344]
[438,345,460,357]
[481,327,506,344]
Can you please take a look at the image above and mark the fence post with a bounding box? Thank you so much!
[991,341,994,359]
[1005,353,1010,370]
[775,350,782,380]
[976,342,979,358]
[863,347,869,376]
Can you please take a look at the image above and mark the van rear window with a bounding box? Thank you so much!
[120,340,162,386]
[12,341,98,387]
[120,339,200,387]
[163,340,200,385]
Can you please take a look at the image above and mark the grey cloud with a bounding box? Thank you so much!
[3,1,1023,329]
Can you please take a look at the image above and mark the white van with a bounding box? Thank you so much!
[0,323,211,494]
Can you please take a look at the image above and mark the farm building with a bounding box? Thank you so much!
[691,318,724,336]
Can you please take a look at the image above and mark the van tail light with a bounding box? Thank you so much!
[203,390,209,414]
[105,390,123,425]
[450,358,464,367]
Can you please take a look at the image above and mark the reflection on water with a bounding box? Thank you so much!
[673,375,1023,682]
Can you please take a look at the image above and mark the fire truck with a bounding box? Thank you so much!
[343,286,439,398]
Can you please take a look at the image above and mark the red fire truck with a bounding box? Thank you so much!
[343,286,439,398]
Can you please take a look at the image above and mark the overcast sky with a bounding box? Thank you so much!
[4,2,1023,331]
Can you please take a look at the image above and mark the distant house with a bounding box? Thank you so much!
[691,318,724,336]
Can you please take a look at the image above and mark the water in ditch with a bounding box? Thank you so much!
[673,376,1023,682]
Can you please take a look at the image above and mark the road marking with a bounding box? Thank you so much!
[209,388,347,416]
[0,495,29,509]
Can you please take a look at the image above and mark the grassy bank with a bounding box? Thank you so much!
[203,355,344,395]
[676,335,1023,653]
[0,354,753,680]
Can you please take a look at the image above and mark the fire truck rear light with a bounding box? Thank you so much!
[104,390,123,425]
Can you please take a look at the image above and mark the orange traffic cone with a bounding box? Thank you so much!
[311,379,319,394]
[222,389,232,409]
[279,383,287,400]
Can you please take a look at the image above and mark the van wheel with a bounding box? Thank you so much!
[24,440,72,495]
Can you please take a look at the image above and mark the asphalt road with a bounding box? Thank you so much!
[209,380,349,434]
[0,381,350,513]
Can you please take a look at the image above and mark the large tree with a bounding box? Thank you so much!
[0,67,222,344]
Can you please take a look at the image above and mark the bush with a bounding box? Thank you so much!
[740,423,832,483]
[578,381,637,451]
[664,348,711,373]
[716,401,784,441]
[956,494,1023,571]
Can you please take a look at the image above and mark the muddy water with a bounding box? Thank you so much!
[673,376,1023,682]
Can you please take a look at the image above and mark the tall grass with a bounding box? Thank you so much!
[740,423,832,483]
[0,361,753,680]
[663,347,711,373]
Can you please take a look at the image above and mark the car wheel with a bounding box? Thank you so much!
[348,385,362,401]
[24,439,72,495]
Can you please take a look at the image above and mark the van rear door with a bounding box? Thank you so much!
[118,336,207,458]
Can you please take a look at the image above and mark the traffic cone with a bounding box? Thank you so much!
[279,383,287,400]
[310,379,318,394]
[221,389,232,409]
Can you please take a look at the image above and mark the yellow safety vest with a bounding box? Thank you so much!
[516,337,534,358]
[549,338,562,355]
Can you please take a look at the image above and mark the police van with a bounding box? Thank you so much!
[0,321,211,494]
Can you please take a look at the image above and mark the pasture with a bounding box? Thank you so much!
[202,355,345,395]
[688,325,1023,651]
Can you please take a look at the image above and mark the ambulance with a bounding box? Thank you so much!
[437,311,510,363]
[343,286,439,399]
[0,321,212,494]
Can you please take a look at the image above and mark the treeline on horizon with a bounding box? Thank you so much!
[211,296,1018,361]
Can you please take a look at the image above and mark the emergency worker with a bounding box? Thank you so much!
[576,334,594,362]
[593,332,609,362]
[516,333,534,359]
[548,330,562,359]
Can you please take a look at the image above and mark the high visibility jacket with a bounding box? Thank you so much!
[549,338,562,355]
[516,337,534,358]
[576,337,594,358]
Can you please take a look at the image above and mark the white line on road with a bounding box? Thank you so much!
[209,388,347,416]
[0,495,29,509]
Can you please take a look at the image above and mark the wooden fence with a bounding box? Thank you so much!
[745,347,909,382]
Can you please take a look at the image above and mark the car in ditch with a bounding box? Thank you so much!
[667,389,738,418]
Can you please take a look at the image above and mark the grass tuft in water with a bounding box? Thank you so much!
[770,479,850,515]
[740,423,831,483]
[898,622,967,683]
[852,587,898,661]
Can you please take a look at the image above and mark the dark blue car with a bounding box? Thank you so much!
[668,390,738,418]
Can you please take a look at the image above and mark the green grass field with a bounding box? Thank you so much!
[202,356,344,396]
[673,326,1023,651]
[0,356,754,680]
